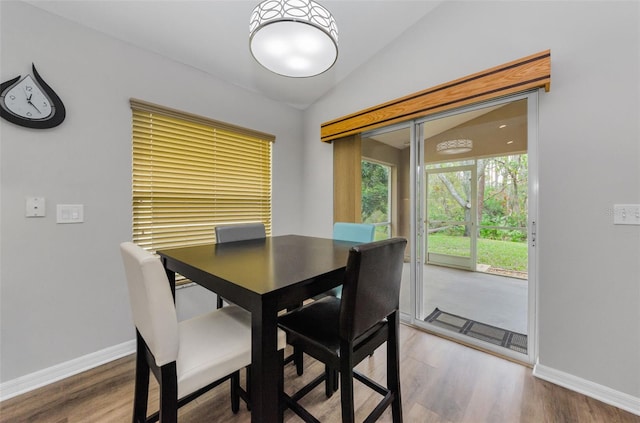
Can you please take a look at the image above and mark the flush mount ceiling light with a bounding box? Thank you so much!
[249,0,338,78]
[436,139,473,154]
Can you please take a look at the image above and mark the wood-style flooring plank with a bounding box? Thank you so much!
[1,325,638,422]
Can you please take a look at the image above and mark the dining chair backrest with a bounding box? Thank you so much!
[120,242,179,367]
[215,222,266,243]
[333,222,375,243]
[338,237,407,342]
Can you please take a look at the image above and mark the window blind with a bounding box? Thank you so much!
[130,99,273,255]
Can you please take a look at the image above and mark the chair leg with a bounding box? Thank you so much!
[278,349,285,422]
[339,343,355,423]
[286,304,305,377]
[230,371,240,413]
[132,334,150,423]
[158,363,178,423]
[217,295,224,309]
[294,347,304,376]
[388,312,403,423]
[339,368,355,423]
[245,366,252,410]
[324,365,335,398]
[324,366,339,397]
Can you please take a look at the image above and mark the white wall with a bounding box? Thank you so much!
[0,1,303,384]
[303,0,639,402]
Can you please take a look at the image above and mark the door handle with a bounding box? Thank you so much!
[531,221,536,247]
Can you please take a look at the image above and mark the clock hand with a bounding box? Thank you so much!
[27,98,41,114]
[23,86,40,113]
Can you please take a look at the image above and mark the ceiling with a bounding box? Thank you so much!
[24,0,442,110]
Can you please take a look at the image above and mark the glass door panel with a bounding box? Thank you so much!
[426,166,476,271]
[416,96,534,362]
[361,125,412,317]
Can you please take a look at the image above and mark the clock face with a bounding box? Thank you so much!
[2,75,53,120]
[0,64,65,129]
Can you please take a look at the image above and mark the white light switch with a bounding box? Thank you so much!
[613,204,640,225]
[57,204,84,224]
[26,197,46,217]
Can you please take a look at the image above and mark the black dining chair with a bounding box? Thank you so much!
[290,222,376,377]
[214,222,266,308]
[278,237,407,423]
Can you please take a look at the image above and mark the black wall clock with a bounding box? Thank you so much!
[0,64,66,129]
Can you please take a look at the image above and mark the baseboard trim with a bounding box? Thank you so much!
[0,340,135,402]
[533,361,640,416]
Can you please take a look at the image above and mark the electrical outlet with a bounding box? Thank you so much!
[26,197,46,217]
[613,204,640,225]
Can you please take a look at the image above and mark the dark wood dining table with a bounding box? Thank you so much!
[157,234,357,422]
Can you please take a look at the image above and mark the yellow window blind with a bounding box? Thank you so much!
[130,99,273,256]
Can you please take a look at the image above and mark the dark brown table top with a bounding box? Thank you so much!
[157,234,356,304]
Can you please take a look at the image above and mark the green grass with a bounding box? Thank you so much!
[428,234,528,271]
[374,226,388,241]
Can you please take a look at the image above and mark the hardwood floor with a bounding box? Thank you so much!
[1,325,638,422]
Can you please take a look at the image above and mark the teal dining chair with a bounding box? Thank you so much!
[332,222,376,244]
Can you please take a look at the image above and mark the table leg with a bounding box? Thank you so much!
[251,301,280,422]
[161,258,176,301]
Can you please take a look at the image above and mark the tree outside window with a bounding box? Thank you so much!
[361,160,391,240]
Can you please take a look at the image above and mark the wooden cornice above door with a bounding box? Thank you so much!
[321,50,550,143]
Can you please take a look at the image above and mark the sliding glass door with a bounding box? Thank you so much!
[361,91,538,364]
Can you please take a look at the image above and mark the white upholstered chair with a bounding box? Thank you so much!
[120,242,284,422]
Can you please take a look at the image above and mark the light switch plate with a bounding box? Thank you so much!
[613,204,640,225]
[57,204,84,224]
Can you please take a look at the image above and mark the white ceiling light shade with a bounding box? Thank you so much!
[436,139,473,154]
[249,0,338,78]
